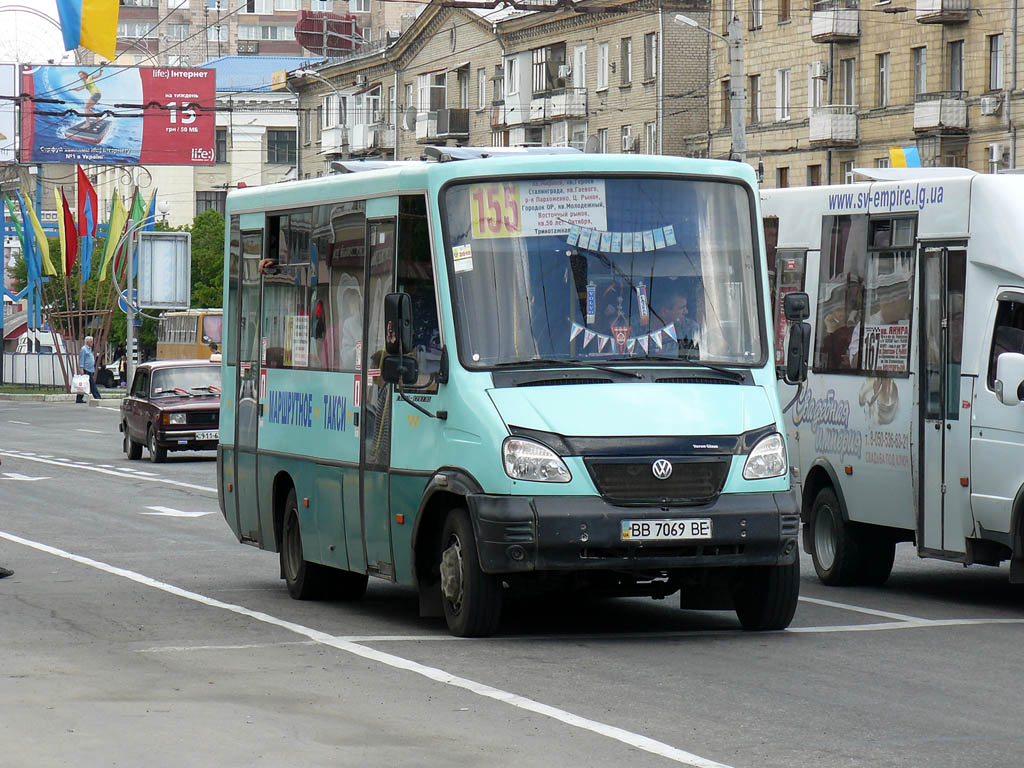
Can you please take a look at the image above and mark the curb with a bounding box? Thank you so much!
[0,392,125,404]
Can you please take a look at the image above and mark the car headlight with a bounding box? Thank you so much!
[742,433,788,480]
[502,437,571,483]
[166,412,186,425]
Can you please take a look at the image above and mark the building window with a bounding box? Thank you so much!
[118,22,159,39]
[349,0,369,11]
[168,54,190,67]
[876,157,890,168]
[532,47,548,95]
[458,67,469,108]
[598,127,608,153]
[876,52,889,107]
[809,63,824,110]
[912,46,927,100]
[166,23,190,41]
[215,129,227,163]
[301,108,311,145]
[505,56,519,96]
[989,34,1003,91]
[722,0,735,33]
[840,58,855,106]
[722,79,731,128]
[573,45,587,88]
[843,161,854,184]
[169,0,190,8]
[748,74,760,125]
[267,129,296,164]
[597,42,608,89]
[206,25,227,42]
[310,0,334,9]
[403,83,413,110]
[749,0,763,29]
[275,0,298,9]
[643,33,657,80]
[645,121,656,153]
[259,26,295,40]
[196,191,227,217]
[949,40,964,93]
[477,68,486,109]
[620,38,632,85]
[776,166,789,188]
[778,0,790,23]
[621,124,633,152]
[776,68,790,121]
[807,165,822,186]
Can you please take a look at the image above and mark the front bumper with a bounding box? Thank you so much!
[466,490,800,574]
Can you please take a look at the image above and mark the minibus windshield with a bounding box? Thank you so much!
[442,175,764,369]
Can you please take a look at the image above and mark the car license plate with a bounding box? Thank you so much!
[196,430,219,441]
[621,519,712,541]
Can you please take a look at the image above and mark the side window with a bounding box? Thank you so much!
[131,369,148,397]
[861,219,914,375]
[397,195,440,393]
[262,211,313,369]
[773,248,806,365]
[763,215,779,307]
[987,299,1024,390]
[310,200,366,371]
[814,215,868,373]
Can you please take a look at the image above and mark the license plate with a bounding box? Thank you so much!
[621,518,712,541]
[196,430,219,441]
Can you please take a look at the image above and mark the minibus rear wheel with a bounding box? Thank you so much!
[281,489,330,600]
[439,507,502,637]
[809,487,861,586]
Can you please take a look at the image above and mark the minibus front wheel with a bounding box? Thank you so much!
[439,507,502,637]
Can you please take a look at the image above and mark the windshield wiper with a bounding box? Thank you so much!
[615,355,746,382]
[497,358,642,380]
[190,385,221,394]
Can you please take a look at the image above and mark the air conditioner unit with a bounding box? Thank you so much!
[557,64,571,81]
[355,74,368,87]
[810,61,827,80]
[372,109,385,124]
[989,142,1007,164]
[622,135,636,152]
[980,96,1001,116]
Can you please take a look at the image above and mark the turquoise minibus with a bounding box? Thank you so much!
[217,148,806,636]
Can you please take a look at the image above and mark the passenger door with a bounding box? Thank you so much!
[234,230,264,544]
[918,244,969,556]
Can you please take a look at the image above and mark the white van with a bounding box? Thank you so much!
[762,169,1024,586]
[14,329,67,355]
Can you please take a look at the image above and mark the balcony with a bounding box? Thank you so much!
[916,0,969,23]
[811,0,859,42]
[321,125,348,155]
[237,40,259,55]
[490,103,507,128]
[529,96,547,122]
[914,91,967,132]
[415,112,437,142]
[437,108,470,138]
[545,88,587,120]
[809,105,858,146]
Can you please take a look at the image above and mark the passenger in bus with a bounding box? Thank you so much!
[339,286,363,370]
[821,306,859,370]
[657,282,702,357]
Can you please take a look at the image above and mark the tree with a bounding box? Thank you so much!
[190,209,225,309]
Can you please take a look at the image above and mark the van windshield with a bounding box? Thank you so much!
[442,176,764,368]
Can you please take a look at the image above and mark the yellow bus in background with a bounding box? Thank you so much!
[157,309,223,360]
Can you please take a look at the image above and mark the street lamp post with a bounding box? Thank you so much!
[675,13,746,164]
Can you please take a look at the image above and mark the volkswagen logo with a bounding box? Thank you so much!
[652,459,673,480]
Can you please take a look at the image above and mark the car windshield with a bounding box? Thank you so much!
[151,366,221,397]
[442,175,764,368]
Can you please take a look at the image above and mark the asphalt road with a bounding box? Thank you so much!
[2,399,1024,768]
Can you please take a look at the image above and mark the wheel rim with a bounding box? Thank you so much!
[149,430,156,456]
[815,503,838,571]
[123,428,129,454]
[440,533,464,615]
[284,512,301,581]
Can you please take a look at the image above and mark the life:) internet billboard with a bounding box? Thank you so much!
[20,65,216,165]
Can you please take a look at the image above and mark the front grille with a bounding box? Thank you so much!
[187,411,219,426]
[585,456,729,505]
[655,376,739,385]
[517,377,612,387]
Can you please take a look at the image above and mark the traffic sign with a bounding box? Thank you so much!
[118,289,138,314]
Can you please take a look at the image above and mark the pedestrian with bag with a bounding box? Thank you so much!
[76,335,102,403]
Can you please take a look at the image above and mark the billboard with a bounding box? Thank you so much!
[20,65,216,165]
[0,64,14,163]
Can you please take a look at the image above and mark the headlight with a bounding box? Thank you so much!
[167,412,186,425]
[742,433,788,480]
[502,437,571,483]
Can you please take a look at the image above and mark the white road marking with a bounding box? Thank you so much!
[143,506,214,518]
[76,429,104,434]
[98,407,121,412]
[8,420,30,425]
[137,641,316,653]
[0,451,215,494]
[0,529,734,768]
[797,595,929,623]
[0,472,51,482]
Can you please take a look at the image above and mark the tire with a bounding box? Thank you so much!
[148,426,167,463]
[808,487,861,586]
[857,535,896,587]
[734,549,801,631]
[439,507,502,637]
[97,368,113,388]
[280,488,331,600]
[124,423,142,460]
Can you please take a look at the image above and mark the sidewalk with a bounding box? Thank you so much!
[0,388,125,406]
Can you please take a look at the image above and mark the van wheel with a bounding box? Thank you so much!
[439,507,502,637]
[809,487,861,586]
[147,426,166,463]
[734,550,800,631]
[280,488,330,600]
[124,423,142,460]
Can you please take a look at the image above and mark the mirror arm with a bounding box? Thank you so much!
[781,381,804,414]
[395,387,447,420]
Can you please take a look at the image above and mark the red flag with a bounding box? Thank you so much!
[60,188,78,274]
[76,164,97,238]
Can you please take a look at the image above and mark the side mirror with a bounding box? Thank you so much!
[783,292,811,322]
[381,354,418,386]
[995,352,1024,406]
[384,292,414,355]
[784,322,811,384]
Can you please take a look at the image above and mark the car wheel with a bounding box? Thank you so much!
[439,507,502,637]
[280,488,331,600]
[97,368,113,388]
[733,550,801,631]
[124,422,142,460]
[147,425,166,463]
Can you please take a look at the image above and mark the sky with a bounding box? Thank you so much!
[0,1,74,66]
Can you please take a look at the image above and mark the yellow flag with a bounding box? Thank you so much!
[54,188,67,276]
[98,190,127,282]
[24,194,56,277]
[79,0,120,62]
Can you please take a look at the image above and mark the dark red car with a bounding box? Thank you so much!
[120,360,221,462]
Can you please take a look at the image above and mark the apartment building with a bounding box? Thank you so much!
[291,0,712,171]
[704,0,1023,185]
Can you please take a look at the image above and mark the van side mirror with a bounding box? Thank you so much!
[784,322,811,384]
[384,292,413,355]
[381,354,419,386]
[783,292,810,322]
[995,352,1024,405]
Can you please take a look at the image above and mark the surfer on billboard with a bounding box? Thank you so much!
[68,67,109,144]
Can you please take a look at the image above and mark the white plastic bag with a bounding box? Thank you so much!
[71,374,89,395]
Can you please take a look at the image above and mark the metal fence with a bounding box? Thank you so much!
[2,353,75,388]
